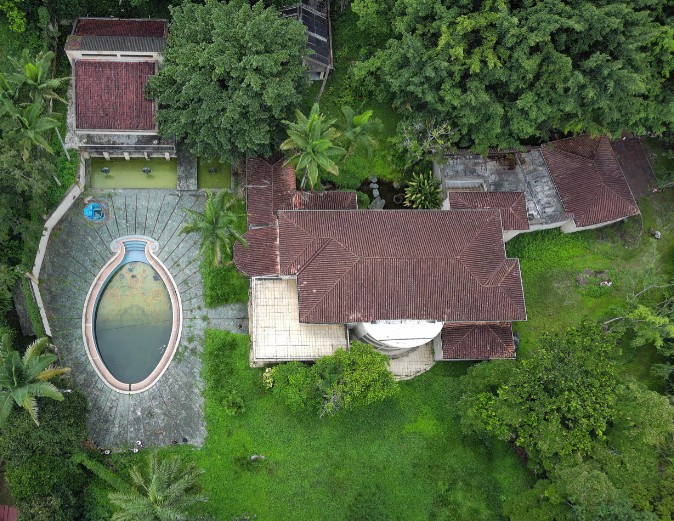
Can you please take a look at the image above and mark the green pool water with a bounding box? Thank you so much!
[91,158,178,189]
[94,261,172,384]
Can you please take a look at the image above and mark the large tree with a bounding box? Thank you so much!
[459,323,620,468]
[352,0,674,151]
[146,0,310,162]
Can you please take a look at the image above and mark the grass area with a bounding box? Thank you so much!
[90,158,178,189]
[201,198,249,307]
[191,330,533,520]
[507,182,674,391]
[197,160,231,189]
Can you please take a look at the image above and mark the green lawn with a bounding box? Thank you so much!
[507,176,674,392]
[192,330,533,520]
[90,158,178,189]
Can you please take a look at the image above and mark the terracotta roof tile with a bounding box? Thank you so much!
[75,60,156,131]
[233,227,279,277]
[441,322,515,359]
[542,136,639,227]
[73,18,167,37]
[449,192,529,230]
[278,210,527,323]
[234,158,357,276]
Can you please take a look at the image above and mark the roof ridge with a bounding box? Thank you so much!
[594,141,640,212]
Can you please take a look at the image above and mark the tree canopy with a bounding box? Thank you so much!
[459,323,620,467]
[146,0,310,162]
[352,0,674,151]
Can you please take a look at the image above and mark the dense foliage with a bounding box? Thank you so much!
[147,0,309,162]
[352,0,674,151]
[0,388,89,521]
[267,341,399,416]
[460,323,674,518]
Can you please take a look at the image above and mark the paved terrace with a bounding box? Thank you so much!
[39,190,248,449]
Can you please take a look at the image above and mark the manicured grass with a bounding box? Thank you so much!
[192,330,533,520]
[201,198,249,307]
[90,158,177,189]
[197,160,231,189]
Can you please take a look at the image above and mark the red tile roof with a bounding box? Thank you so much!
[75,60,156,131]
[278,210,527,323]
[449,192,530,230]
[234,227,280,277]
[0,505,18,521]
[73,18,167,37]
[441,322,515,359]
[542,136,639,227]
[234,158,357,276]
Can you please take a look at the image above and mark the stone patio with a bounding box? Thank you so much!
[249,278,347,366]
[39,189,248,449]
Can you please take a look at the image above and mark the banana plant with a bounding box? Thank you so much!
[8,49,67,105]
[0,98,61,160]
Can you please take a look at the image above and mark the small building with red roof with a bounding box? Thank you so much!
[64,18,175,160]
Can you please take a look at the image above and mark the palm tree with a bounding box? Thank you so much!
[180,190,247,266]
[0,98,60,160]
[109,452,206,521]
[7,49,67,105]
[0,334,71,427]
[340,105,382,158]
[281,103,346,190]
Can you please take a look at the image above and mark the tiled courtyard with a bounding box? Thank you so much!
[39,190,248,449]
[250,278,347,365]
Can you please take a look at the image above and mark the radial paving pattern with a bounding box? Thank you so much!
[40,190,248,449]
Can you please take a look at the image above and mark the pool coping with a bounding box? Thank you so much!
[81,235,183,394]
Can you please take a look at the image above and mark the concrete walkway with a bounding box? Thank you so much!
[39,190,248,449]
[389,342,435,381]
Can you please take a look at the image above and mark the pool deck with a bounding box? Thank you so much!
[39,190,248,449]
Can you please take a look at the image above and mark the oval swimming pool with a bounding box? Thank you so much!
[82,236,182,393]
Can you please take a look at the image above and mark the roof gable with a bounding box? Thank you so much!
[449,192,529,230]
[441,322,515,359]
[542,136,639,227]
[74,60,156,131]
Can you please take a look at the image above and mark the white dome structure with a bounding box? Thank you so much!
[351,320,444,354]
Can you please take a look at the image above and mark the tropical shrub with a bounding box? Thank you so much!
[108,452,207,521]
[181,190,247,266]
[281,103,346,190]
[403,171,442,209]
[267,341,398,416]
[0,334,70,426]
